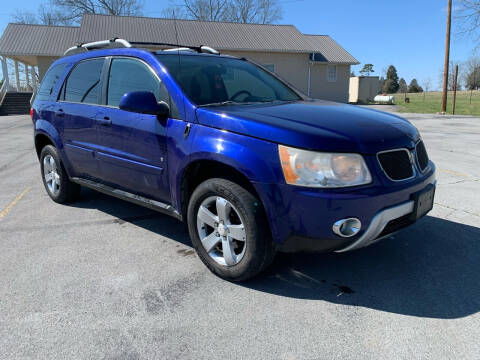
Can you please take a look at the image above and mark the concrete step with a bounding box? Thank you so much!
[0,92,33,115]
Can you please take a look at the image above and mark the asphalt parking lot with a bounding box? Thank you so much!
[1,112,479,359]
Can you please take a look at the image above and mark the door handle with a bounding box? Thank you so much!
[55,109,64,117]
[96,116,112,126]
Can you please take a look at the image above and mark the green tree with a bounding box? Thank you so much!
[385,65,399,93]
[382,79,395,94]
[408,79,423,93]
[359,63,374,76]
[398,78,407,93]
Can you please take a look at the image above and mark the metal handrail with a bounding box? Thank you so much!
[30,88,37,106]
[0,79,7,106]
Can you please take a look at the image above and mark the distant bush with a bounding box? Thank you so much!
[408,79,423,93]
[382,79,397,94]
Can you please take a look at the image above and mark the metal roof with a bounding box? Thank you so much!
[0,23,79,56]
[78,14,314,53]
[304,34,359,64]
[0,14,358,64]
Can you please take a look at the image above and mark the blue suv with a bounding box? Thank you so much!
[32,39,436,281]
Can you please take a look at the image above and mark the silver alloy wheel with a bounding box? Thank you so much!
[43,154,61,196]
[196,196,247,266]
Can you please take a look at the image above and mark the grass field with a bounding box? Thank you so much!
[387,90,480,116]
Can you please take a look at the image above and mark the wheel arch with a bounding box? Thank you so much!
[34,120,63,157]
[34,133,55,158]
[34,121,74,177]
[179,159,263,219]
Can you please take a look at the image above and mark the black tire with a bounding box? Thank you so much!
[40,145,81,203]
[187,178,275,281]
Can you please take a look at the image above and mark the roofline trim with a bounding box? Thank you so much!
[5,22,80,29]
[310,60,360,65]
[304,34,359,64]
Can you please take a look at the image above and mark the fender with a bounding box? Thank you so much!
[35,119,62,150]
[168,121,283,216]
[34,119,75,176]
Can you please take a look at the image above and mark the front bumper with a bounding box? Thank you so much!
[335,200,414,252]
[253,163,436,253]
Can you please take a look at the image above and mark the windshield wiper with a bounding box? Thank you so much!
[198,101,243,107]
[199,99,295,107]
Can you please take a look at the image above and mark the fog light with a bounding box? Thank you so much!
[333,218,361,238]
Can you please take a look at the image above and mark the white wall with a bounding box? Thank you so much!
[37,56,59,81]
[224,51,351,103]
[349,76,380,103]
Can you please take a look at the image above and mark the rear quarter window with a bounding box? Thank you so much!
[36,63,66,101]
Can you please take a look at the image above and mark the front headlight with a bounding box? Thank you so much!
[278,145,372,188]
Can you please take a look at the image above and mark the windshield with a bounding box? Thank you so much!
[155,54,302,106]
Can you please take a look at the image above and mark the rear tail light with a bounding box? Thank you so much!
[30,108,34,120]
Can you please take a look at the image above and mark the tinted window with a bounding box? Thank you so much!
[156,54,301,106]
[62,58,104,104]
[107,58,168,107]
[36,64,66,101]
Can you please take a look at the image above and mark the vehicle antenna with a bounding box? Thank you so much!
[172,10,187,119]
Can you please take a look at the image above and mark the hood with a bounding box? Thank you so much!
[195,100,420,154]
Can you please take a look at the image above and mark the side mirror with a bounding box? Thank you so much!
[119,91,170,117]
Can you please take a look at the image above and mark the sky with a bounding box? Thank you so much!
[0,0,477,90]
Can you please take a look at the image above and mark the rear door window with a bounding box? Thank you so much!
[61,58,104,104]
[107,58,168,107]
[36,63,66,101]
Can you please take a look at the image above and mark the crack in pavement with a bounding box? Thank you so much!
[438,179,480,186]
[434,202,480,218]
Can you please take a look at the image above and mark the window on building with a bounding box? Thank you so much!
[36,64,66,101]
[327,65,337,82]
[62,58,104,104]
[107,58,169,107]
[263,64,275,73]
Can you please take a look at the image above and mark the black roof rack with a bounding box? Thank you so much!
[64,38,220,56]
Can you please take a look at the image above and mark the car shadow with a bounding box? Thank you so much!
[70,188,480,319]
[244,216,480,319]
[68,188,192,247]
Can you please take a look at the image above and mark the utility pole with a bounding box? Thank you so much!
[452,65,458,115]
[441,0,452,114]
[472,65,477,105]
